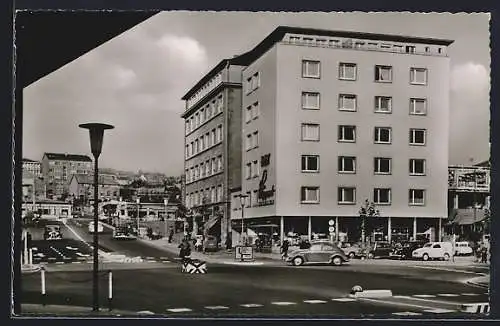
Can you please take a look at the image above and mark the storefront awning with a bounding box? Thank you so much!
[449,208,487,225]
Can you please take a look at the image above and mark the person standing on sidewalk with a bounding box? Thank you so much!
[168,226,174,243]
[281,239,290,260]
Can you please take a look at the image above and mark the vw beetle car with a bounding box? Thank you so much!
[286,241,349,266]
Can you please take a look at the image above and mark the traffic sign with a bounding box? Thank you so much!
[328,219,335,226]
[328,226,335,233]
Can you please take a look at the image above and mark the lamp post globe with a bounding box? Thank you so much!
[79,122,114,312]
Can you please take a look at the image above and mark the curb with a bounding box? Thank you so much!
[460,302,490,314]
[349,289,393,298]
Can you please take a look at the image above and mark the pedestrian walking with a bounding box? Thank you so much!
[225,234,232,251]
[481,246,488,263]
[178,237,192,262]
[281,239,290,260]
[168,226,174,243]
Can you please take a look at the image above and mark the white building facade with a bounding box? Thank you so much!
[236,26,454,244]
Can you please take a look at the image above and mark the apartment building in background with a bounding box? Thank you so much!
[68,173,121,203]
[41,152,93,199]
[22,158,42,177]
[232,26,453,244]
[181,59,248,243]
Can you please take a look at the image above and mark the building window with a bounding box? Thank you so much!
[245,163,251,179]
[302,92,320,110]
[405,45,416,54]
[206,103,212,119]
[200,163,205,178]
[211,188,216,203]
[374,188,391,204]
[302,60,320,78]
[374,127,392,144]
[200,135,205,151]
[409,128,426,145]
[185,145,189,159]
[185,121,190,134]
[211,158,217,174]
[410,68,428,85]
[252,131,259,148]
[338,125,356,142]
[375,96,392,113]
[211,129,216,145]
[216,125,223,143]
[338,156,356,173]
[339,63,357,80]
[409,189,425,205]
[339,94,357,111]
[205,160,211,176]
[246,134,252,151]
[301,123,320,141]
[217,95,224,112]
[301,155,319,172]
[301,186,320,203]
[217,185,223,202]
[200,109,205,123]
[194,139,199,154]
[252,160,260,177]
[206,132,211,147]
[410,98,427,115]
[246,105,252,123]
[252,73,260,91]
[375,65,392,82]
[246,77,252,95]
[252,102,260,120]
[409,159,426,175]
[217,155,223,172]
[374,157,392,174]
[338,187,356,204]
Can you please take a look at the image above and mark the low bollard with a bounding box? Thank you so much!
[40,266,46,306]
[108,270,113,311]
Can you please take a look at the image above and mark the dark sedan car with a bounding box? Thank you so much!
[390,241,426,260]
[43,225,63,240]
[203,235,219,252]
[286,241,349,266]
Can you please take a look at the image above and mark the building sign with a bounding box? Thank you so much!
[257,154,275,206]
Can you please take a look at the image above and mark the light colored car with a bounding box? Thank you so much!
[412,242,453,261]
[339,243,363,259]
[286,241,349,266]
[454,242,473,256]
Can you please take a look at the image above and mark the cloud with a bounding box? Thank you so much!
[450,62,489,97]
[156,34,208,67]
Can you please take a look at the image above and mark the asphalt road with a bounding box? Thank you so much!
[21,218,489,318]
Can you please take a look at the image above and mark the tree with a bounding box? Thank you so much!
[358,199,380,245]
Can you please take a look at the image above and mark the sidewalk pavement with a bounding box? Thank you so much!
[18,304,139,316]
[139,237,491,268]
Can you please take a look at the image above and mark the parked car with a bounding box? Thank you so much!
[390,241,426,260]
[339,242,363,259]
[44,225,63,240]
[88,221,104,233]
[363,241,393,259]
[203,235,219,252]
[412,242,453,261]
[454,241,473,256]
[112,226,136,240]
[286,241,349,266]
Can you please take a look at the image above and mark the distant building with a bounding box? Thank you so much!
[22,158,41,177]
[68,173,121,202]
[22,199,72,219]
[41,152,93,198]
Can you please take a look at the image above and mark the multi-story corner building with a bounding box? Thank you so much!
[41,152,93,199]
[233,26,454,244]
[181,59,248,243]
[22,158,42,177]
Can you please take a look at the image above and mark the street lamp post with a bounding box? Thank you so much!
[237,194,249,249]
[136,197,140,234]
[79,123,114,312]
[164,198,169,236]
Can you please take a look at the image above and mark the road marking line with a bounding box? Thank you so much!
[167,308,192,313]
[437,294,460,297]
[205,306,229,310]
[161,260,170,263]
[137,310,155,315]
[240,303,263,308]
[423,308,456,314]
[358,297,441,311]
[332,298,356,302]
[146,257,155,259]
[160,257,170,260]
[55,262,65,265]
[461,293,481,296]
[71,262,82,264]
[271,302,297,306]
[413,294,436,298]
[303,300,327,304]
[392,311,422,316]
[410,265,483,275]
[396,295,463,306]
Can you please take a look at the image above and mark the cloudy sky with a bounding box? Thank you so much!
[23,12,490,175]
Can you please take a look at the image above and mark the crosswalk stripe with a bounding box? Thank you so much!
[205,306,229,310]
[423,308,456,314]
[437,294,459,297]
[332,298,356,302]
[271,302,296,306]
[240,303,263,308]
[304,300,327,304]
[413,294,436,298]
[167,308,192,313]
[161,260,170,263]
[393,311,422,316]
[461,293,481,296]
